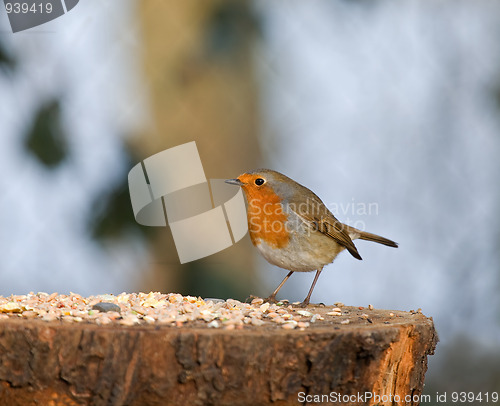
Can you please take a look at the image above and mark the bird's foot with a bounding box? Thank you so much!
[264,295,278,304]
[296,300,310,308]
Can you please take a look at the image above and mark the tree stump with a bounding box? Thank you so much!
[0,304,437,406]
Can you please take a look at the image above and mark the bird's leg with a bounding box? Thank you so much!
[297,268,323,308]
[265,271,294,303]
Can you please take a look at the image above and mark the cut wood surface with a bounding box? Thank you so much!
[0,305,437,406]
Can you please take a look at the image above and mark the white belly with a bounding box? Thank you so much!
[253,229,345,272]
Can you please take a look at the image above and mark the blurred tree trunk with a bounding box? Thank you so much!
[134,0,260,298]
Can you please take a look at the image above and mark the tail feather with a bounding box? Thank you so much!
[358,231,398,248]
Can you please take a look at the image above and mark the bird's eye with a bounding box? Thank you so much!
[254,178,265,186]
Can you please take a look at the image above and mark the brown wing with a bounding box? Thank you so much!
[289,192,362,260]
[320,217,362,260]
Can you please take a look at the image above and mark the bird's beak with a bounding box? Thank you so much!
[225,178,244,186]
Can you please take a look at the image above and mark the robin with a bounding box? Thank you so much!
[225,169,398,307]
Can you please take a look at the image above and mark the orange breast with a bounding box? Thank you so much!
[242,185,290,249]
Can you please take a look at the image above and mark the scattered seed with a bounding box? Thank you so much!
[310,314,324,323]
[95,316,112,325]
[0,302,23,313]
[282,321,298,330]
[327,310,342,316]
[0,292,405,331]
[119,315,139,326]
[41,313,58,322]
[47,292,58,301]
[251,317,264,326]
[251,298,264,305]
[205,298,225,304]
[259,302,270,312]
[296,310,313,317]
[143,315,156,324]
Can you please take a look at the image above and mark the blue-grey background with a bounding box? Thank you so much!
[0,0,498,399]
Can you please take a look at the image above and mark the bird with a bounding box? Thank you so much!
[225,169,398,307]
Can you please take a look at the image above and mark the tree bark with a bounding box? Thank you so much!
[0,306,437,406]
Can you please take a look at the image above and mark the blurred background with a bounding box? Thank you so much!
[0,0,499,401]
